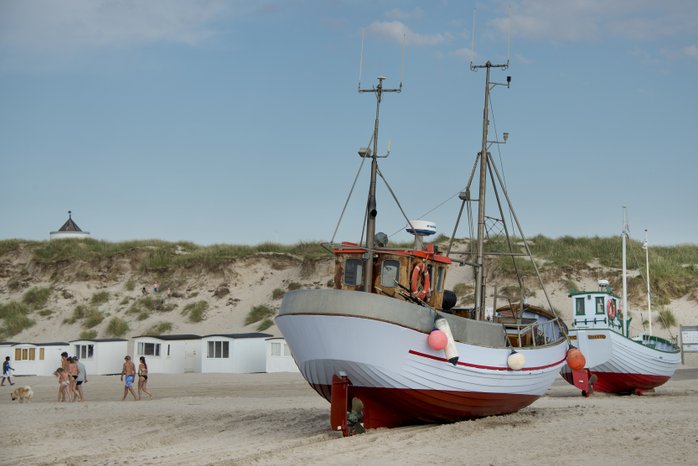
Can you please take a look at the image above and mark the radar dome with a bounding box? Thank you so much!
[406,220,436,237]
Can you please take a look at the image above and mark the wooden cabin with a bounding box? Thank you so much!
[332,242,452,310]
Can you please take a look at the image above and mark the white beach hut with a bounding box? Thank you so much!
[201,333,272,374]
[70,338,128,375]
[265,337,300,373]
[132,334,202,374]
[1,341,70,376]
[50,210,90,240]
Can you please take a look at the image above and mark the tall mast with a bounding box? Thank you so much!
[622,207,629,337]
[644,229,652,336]
[359,76,401,292]
[470,60,508,319]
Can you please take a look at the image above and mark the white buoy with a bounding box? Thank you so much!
[434,318,459,365]
[507,350,526,370]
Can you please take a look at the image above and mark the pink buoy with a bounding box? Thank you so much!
[428,330,448,351]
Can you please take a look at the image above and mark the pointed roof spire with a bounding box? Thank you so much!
[58,210,83,232]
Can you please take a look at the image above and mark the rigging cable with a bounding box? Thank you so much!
[330,133,374,244]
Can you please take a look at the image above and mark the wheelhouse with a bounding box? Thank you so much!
[569,290,626,333]
[332,242,451,310]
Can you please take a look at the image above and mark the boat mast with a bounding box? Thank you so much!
[622,207,629,337]
[644,229,652,336]
[471,60,508,319]
[359,76,401,292]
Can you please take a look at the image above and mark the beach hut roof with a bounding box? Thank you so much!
[134,334,202,341]
[23,342,70,346]
[203,332,273,339]
[69,338,128,343]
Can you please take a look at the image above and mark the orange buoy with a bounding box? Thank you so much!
[427,330,448,351]
[566,348,586,370]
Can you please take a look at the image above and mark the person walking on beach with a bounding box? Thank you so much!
[1,356,14,386]
[67,356,79,401]
[138,356,153,400]
[74,356,87,401]
[121,356,138,401]
[54,367,70,402]
[61,351,70,372]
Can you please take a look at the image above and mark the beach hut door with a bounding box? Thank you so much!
[184,348,197,372]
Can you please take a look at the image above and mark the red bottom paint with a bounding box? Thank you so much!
[561,370,670,394]
[311,383,538,429]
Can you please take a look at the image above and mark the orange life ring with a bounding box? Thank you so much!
[411,262,431,301]
[607,300,616,320]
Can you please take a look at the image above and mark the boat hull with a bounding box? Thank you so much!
[561,328,680,394]
[277,289,568,428]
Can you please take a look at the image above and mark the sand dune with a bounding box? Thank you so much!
[2,370,697,465]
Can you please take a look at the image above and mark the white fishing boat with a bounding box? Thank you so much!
[561,209,681,395]
[277,61,571,434]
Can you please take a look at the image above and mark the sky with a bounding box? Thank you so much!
[1,0,697,247]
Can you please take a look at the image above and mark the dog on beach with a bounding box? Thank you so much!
[10,386,33,403]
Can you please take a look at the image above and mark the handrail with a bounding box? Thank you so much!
[501,316,564,347]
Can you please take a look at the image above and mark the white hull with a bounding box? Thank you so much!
[562,328,680,393]
[277,289,568,427]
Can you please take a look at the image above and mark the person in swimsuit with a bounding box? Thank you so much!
[138,356,153,400]
[120,355,138,401]
[74,356,87,402]
[54,367,70,402]
[67,357,79,401]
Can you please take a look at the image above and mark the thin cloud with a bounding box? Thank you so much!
[0,0,231,53]
[683,44,698,59]
[491,0,698,43]
[450,48,477,61]
[366,21,453,46]
[385,8,424,21]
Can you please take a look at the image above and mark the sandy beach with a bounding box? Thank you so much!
[2,369,697,465]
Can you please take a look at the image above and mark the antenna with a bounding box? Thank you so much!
[470,8,512,70]
[507,4,511,65]
[471,8,476,67]
[399,33,405,90]
[358,29,365,91]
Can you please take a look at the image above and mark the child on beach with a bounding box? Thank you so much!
[54,367,70,402]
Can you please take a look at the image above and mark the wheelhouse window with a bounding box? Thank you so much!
[75,344,94,359]
[138,342,160,357]
[575,297,585,316]
[380,259,400,287]
[595,297,605,315]
[208,341,229,358]
[344,258,363,286]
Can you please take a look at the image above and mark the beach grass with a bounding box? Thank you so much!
[106,316,129,337]
[0,301,35,337]
[182,300,208,323]
[245,304,275,325]
[22,286,52,310]
[90,291,110,306]
[1,237,696,304]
